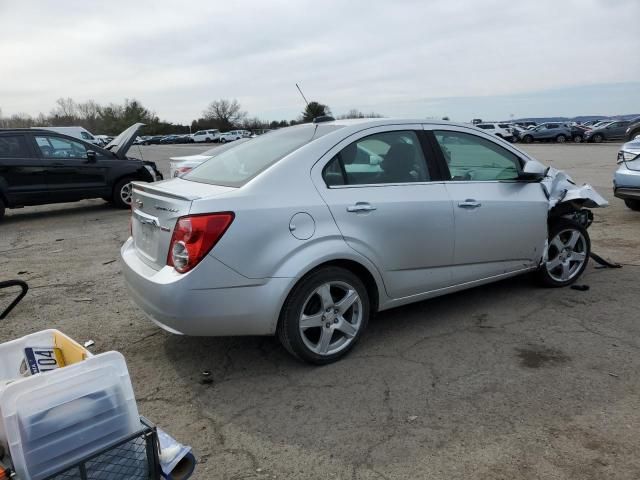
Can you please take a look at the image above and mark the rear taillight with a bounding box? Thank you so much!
[167,213,234,273]
[173,166,193,178]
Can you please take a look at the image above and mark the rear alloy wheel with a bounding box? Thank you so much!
[592,133,604,143]
[112,177,135,209]
[573,135,583,143]
[278,267,369,364]
[624,199,640,211]
[556,134,566,143]
[538,219,590,287]
[523,135,533,144]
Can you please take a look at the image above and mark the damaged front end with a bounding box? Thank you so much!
[541,166,608,228]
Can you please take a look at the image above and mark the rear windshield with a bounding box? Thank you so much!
[184,124,342,187]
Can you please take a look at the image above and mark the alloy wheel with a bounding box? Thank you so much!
[120,182,132,205]
[545,229,588,283]
[298,281,363,356]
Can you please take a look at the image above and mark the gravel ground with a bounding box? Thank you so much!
[1,142,639,479]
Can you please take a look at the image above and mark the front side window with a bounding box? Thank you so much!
[433,130,521,181]
[0,135,29,157]
[35,135,88,159]
[323,130,430,186]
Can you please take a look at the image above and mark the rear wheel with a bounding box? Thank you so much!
[278,267,370,364]
[592,133,604,143]
[556,134,566,143]
[573,134,583,143]
[538,219,590,287]
[112,177,135,209]
[624,199,640,211]
[523,135,533,144]
[220,138,227,143]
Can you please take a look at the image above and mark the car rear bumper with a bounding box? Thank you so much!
[614,164,640,200]
[120,238,291,336]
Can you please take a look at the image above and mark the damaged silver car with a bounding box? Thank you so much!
[121,119,607,364]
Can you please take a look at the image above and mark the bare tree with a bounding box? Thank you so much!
[337,109,383,119]
[203,99,246,131]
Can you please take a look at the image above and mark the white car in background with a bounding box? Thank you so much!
[192,129,221,143]
[169,139,250,177]
[219,130,251,143]
[34,126,101,145]
[614,139,640,211]
[475,123,515,142]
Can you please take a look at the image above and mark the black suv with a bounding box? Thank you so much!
[0,123,162,219]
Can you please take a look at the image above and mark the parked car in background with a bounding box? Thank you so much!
[475,123,514,141]
[519,123,572,143]
[218,130,250,143]
[143,135,164,145]
[122,118,606,364]
[192,130,221,143]
[569,124,590,143]
[35,126,101,146]
[0,123,162,218]
[169,139,250,177]
[614,139,640,211]
[625,118,640,141]
[585,120,630,143]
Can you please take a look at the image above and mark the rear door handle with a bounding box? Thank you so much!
[458,199,482,209]
[347,202,377,213]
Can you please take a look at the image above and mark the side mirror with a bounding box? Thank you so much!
[86,150,97,162]
[519,160,546,181]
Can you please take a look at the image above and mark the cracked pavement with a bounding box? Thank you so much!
[1,143,639,479]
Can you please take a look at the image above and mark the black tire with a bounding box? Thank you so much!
[555,134,566,143]
[277,266,370,365]
[112,177,135,209]
[0,197,5,220]
[205,138,212,143]
[220,138,227,143]
[624,199,640,211]
[592,133,604,143]
[573,135,583,143]
[537,218,590,288]
[523,135,533,144]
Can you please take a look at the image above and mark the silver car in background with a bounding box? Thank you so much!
[121,118,606,364]
[614,139,640,211]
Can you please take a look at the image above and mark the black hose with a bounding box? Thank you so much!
[590,252,622,269]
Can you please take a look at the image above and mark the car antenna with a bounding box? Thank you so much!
[296,83,309,108]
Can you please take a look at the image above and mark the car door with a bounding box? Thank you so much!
[33,134,109,201]
[429,127,548,284]
[608,122,629,139]
[312,126,455,299]
[0,133,47,206]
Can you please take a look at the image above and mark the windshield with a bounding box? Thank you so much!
[184,124,342,186]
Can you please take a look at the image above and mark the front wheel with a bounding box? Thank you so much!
[624,199,640,211]
[112,177,135,209]
[592,133,604,143]
[573,135,583,143]
[278,267,370,364]
[538,219,590,287]
[556,135,566,143]
[523,135,533,144]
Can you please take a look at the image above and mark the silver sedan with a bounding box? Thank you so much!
[121,118,606,364]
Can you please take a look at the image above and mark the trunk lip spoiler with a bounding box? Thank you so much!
[131,181,199,201]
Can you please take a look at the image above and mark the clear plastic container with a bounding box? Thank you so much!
[0,351,140,480]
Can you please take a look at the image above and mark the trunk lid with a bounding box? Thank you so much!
[130,179,236,270]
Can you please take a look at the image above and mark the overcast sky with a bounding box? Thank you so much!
[1,0,639,124]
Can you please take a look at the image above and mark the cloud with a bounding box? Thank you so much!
[1,0,639,123]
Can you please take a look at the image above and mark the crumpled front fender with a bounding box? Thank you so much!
[540,167,609,210]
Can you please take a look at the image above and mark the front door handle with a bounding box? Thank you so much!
[347,202,377,213]
[458,199,482,209]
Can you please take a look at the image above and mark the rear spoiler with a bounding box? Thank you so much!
[131,181,200,201]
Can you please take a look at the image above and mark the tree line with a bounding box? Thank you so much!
[0,98,382,135]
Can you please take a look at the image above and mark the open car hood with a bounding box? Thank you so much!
[105,122,145,159]
[541,167,608,210]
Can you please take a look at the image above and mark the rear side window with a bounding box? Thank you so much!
[323,131,430,186]
[184,124,342,187]
[477,124,494,130]
[0,135,29,157]
[433,130,521,181]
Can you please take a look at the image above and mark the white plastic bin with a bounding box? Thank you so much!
[0,350,140,480]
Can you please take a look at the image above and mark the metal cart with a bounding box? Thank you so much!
[0,280,166,480]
